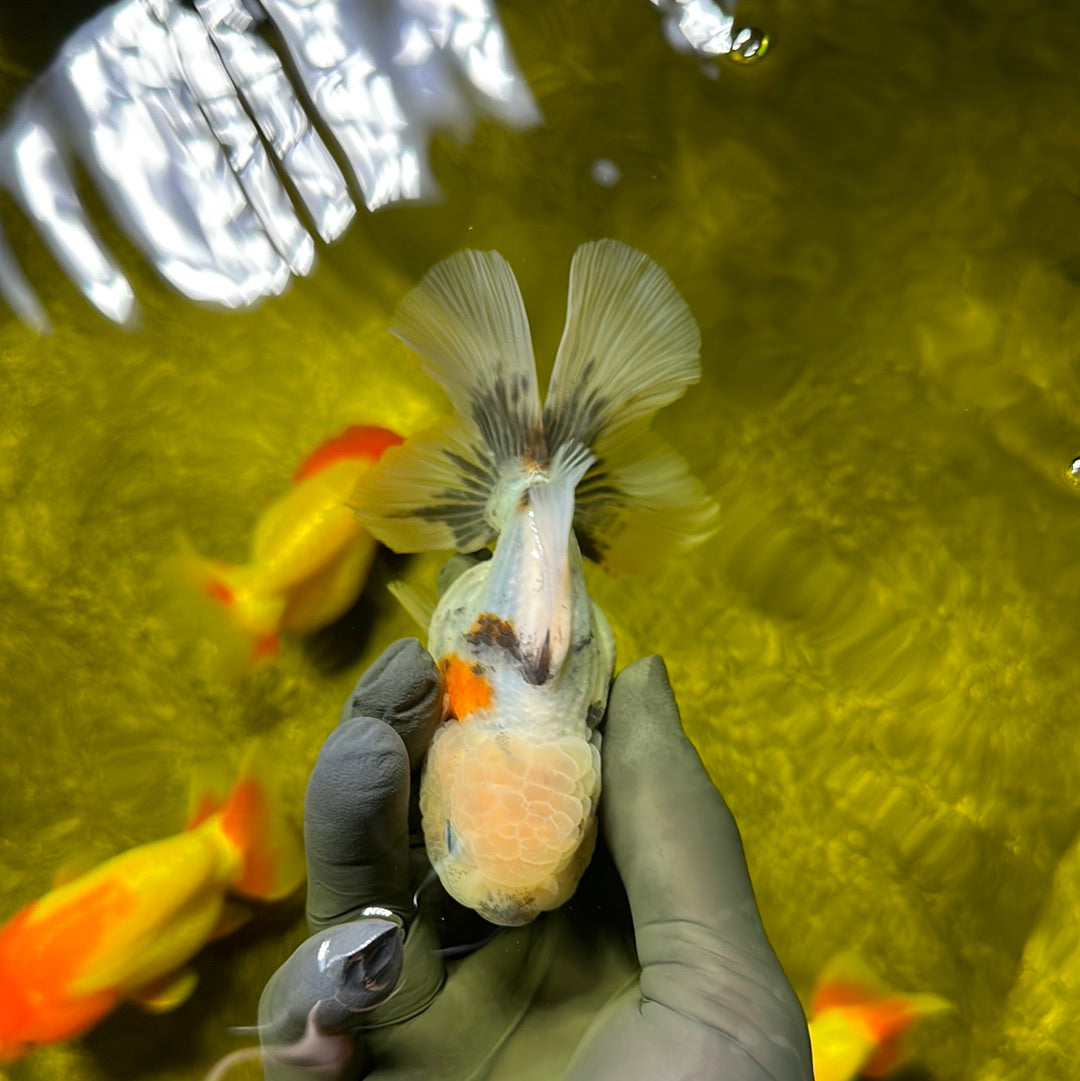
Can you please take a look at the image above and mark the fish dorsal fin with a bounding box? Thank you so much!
[543,239,701,450]
[391,249,542,460]
[387,579,436,631]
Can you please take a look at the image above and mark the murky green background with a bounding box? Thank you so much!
[3,1,1080,1078]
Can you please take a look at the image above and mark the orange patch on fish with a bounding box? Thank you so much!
[441,655,493,720]
[292,425,404,483]
[813,980,917,1048]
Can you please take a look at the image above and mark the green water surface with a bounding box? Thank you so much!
[2,2,1080,1079]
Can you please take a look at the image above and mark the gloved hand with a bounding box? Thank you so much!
[252,558,813,1081]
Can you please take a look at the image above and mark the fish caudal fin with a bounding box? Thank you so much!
[809,953,953,1081]
[353,248,544,553]
[390,248,541,452]
[544,239,702,447]
[354,240,718,569]
[167,547,284,670]
[545,239,718,574]
[574,425,719,575]
[216,752,305,902]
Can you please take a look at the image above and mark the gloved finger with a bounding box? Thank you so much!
[0,89,135,328]
[337,638,442,769]
[305,717,413,930]
[54,0,294,309]
[308,639,446,1026]
[596,656,812,1078]
[194,0,355,245]
[218,918,403,1081]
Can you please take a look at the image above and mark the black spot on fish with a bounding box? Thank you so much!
[470,375,544,462]
[543,356,612,450]
[396,445,499,549]
[466,614,553,685]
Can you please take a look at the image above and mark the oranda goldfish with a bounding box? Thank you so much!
[0,758,304,1062]
[179,424,403,668]
[808,953,953,1081]
[354,239,718,925]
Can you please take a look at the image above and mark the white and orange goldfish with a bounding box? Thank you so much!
[179,424,403,669]
[354,240,718,925]
[808,953,953,1081]
[0,758,304,1063]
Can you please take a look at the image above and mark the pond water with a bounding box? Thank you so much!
[1,2,1079,1079]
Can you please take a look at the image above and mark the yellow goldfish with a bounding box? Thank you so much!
[180,424,403,668]
[808,953,953,1081]
[354,240,718,925]
[0,758,304,1062]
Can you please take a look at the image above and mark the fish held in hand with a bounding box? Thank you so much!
[354,240,718,926]
[0,754,304,1062]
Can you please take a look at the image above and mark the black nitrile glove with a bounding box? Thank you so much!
[255,556,813,1081]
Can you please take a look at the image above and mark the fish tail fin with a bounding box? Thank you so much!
[352,249,544,553]
[167,545,284,670]
[810,953,953,1081]
[542,239,719,574]
[215,749,305,902]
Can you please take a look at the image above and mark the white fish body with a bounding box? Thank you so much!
[422,452,615,924]
[355,240,718,925]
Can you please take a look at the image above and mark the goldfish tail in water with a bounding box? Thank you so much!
[544,239,719,574]
[212,750,305,903]
[353,240,718,568]
[808,953,954,1081]
[168,547,284,669]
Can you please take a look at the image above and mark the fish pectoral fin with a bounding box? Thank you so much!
[129,967,199,1013]
[387,579,436,631]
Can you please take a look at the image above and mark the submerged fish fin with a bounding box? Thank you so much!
[387,580,436,631]
[574,427,719,575]
[809,952,954,1081]
[390,248,542,461]
[353,249,546,553]
[219,749,305,902]
[543,239,702,449]
[185,768,229,832]
[351,418,499,553]
[166,544,285,675]
[129,966,199,1012]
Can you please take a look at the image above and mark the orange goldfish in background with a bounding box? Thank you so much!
[179,424,403,668]
[0,758,304,1063]
[808,953,953,1081]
